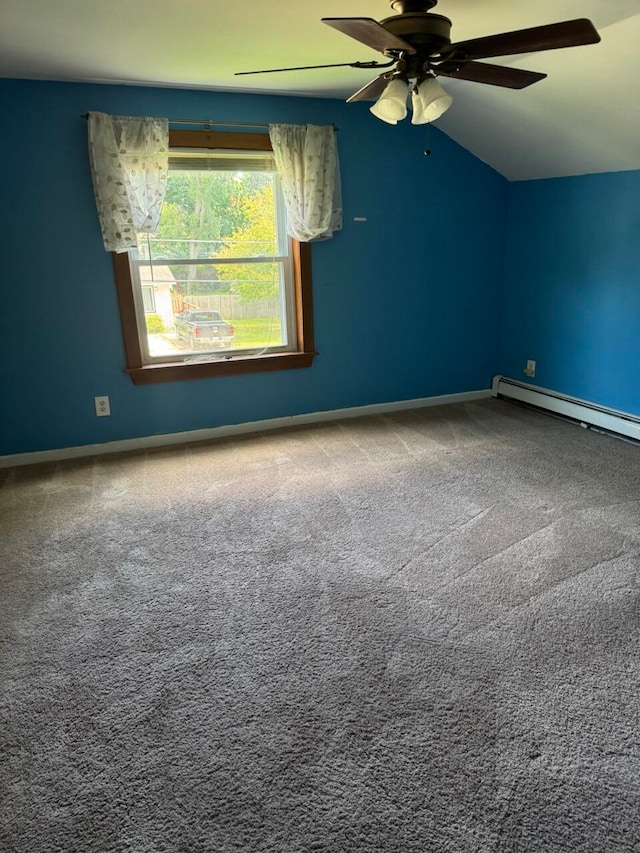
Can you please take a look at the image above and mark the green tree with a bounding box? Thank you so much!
[152,171,272,255]
[147,170,273,295]
[217,182,280,301]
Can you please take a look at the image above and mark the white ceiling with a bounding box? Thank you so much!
[2,0,639,180]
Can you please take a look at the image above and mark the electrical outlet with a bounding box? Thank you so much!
[94,395,111,417]
[524,360,536,378]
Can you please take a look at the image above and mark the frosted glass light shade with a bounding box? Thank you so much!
[411,78,453,125]
[370,78,409,124]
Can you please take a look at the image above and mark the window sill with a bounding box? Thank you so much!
[125,350,317,385]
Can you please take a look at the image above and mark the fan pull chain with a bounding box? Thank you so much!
[424,124,431,156]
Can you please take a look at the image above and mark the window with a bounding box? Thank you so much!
[113,130,314,384]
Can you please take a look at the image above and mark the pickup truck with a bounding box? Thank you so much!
[174,310,234,349]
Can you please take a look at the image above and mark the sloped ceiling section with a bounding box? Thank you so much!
[1,0,639,180]
[435,5,640,180]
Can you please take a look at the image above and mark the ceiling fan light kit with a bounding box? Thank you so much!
[411,77,452,125]
[369,77,409,124]
[368,74,452,126]
[236,1,600,129]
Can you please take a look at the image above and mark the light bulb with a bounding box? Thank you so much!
[411,78,452,125]
[370,78,409,124]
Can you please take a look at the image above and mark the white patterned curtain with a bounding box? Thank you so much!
[268,124,342,242]
[88,112,169,253]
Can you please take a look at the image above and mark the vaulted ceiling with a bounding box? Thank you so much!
[2,0,639,180]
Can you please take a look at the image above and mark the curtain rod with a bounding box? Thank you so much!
[81,114,338,131]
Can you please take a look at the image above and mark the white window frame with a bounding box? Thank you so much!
[141,285,156,314]
[129,150,295,365]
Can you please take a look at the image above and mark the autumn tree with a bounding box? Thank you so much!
[216,181,281,301]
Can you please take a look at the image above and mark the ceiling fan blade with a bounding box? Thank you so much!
[346,74,390,103]
[235,61,381,76]
[440,19,600,62]
[436,61,546,90]
[322,18,416,55]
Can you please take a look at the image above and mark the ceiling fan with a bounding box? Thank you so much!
[236,1,601,124]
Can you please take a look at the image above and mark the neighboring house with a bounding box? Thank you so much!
[139,265,175,330]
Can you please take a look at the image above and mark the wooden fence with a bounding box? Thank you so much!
[171,293,280,320]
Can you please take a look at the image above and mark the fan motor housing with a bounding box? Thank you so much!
[380,12,452,54]
[389,0,438,12]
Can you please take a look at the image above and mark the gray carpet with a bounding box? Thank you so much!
[1,398,638,853]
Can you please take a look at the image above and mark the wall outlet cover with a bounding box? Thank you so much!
[95,396,111,417]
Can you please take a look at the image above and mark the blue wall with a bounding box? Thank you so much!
[0,79,507,455]
[501,171,640,416]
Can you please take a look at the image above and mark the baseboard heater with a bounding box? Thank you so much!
[492,375,640,443]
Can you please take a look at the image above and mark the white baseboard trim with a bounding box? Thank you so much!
[1,389,491,469]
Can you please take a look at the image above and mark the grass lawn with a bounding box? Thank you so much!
[231,317,282,349]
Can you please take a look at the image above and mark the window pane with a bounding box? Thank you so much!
[130,151,295,364]
[136,169,280,262]
[136,261,286,359]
